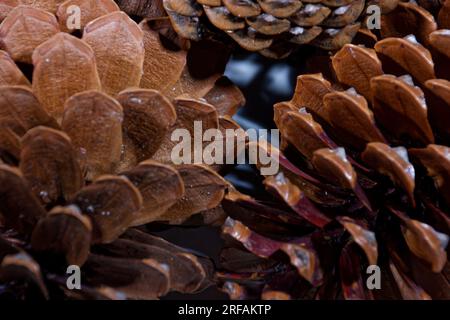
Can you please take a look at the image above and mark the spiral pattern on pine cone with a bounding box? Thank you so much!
[162,0,402,57]
[219,1,450,300]
[0,2,246,300]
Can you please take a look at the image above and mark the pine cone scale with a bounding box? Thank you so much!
[160,0,401,55]
[219,1,450,300]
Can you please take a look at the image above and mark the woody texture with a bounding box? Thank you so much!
[0,0,449,300]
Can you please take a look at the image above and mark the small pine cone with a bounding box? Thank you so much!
[219,2,450,300]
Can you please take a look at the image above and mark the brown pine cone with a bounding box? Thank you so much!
[219,2,450,300]
[0,2,246,300]
[114,0,401,58]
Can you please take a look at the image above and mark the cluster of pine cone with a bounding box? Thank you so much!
[0,0,449,300]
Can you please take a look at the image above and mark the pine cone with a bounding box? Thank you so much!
[125,0,402,58]
[219,2,450,300]
[0,2,245,300]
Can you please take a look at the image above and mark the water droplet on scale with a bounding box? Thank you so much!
[130,97,142,104]
[39,190,50,202]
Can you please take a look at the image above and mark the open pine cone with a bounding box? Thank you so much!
[0,1,246,300]
[114,0,401,58]
[218,2,450,300]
